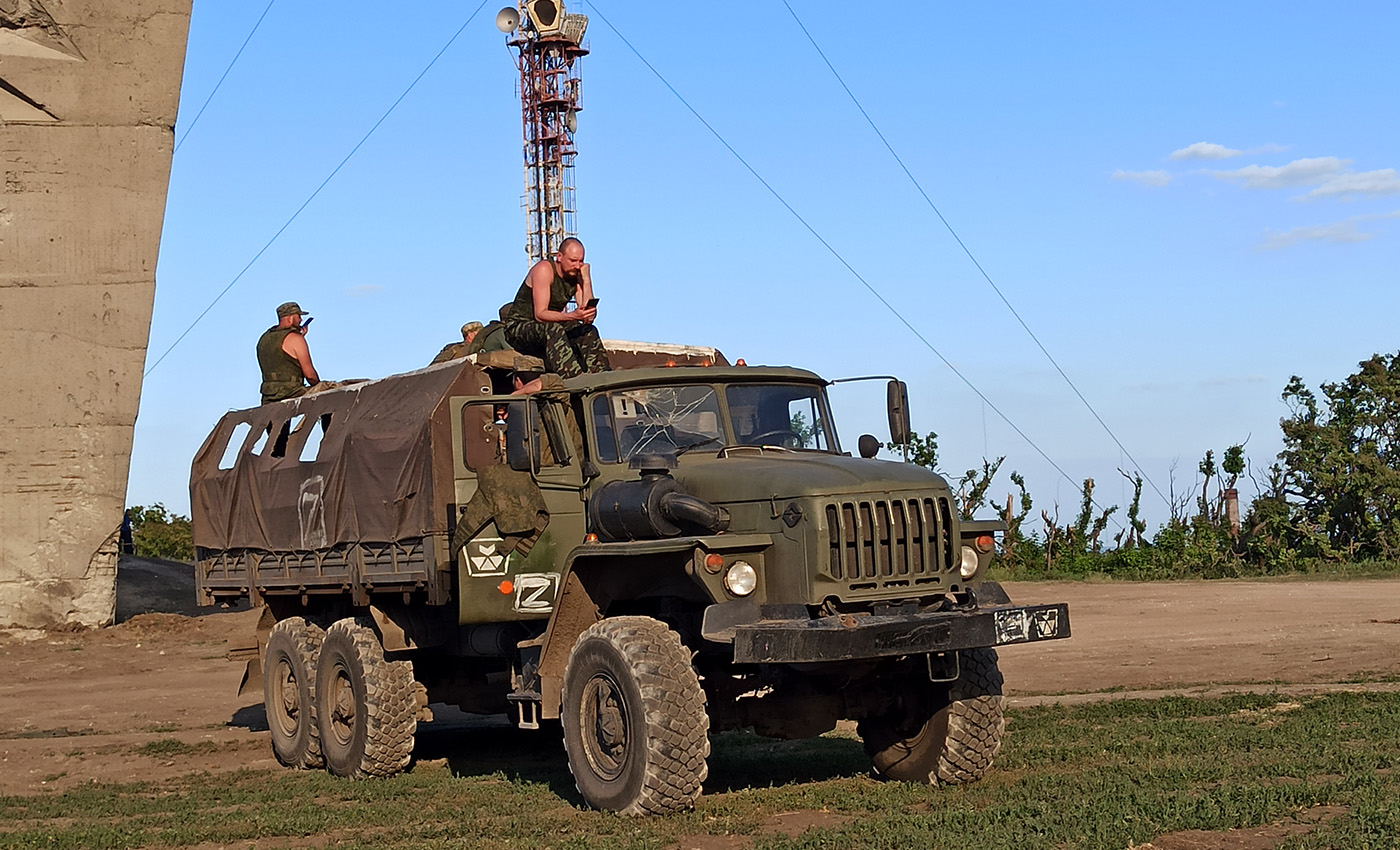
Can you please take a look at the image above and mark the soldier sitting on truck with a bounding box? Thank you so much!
[430,321,483,364]
[257,301,337,405]
[468,317,510,356]
[502,237,611,378]
[430,318,512,365]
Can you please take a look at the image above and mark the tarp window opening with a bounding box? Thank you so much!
[217,422,252,470]
[299,414,330,462]
[249,425,271,457]
[271,414,306,458]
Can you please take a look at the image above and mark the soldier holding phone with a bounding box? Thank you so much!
[256,301,326,404]
[501,237,611,378]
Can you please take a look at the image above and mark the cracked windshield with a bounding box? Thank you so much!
[594,384,835,463]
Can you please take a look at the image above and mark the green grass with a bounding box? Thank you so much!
[133,739,221,758]
[0,728,98,741]
[2,693,1398,849]
[141,724,179,734]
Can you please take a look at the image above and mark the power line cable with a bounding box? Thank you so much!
[779,2,1167,510]
[145,1,490,378]
[583,2,1120,526]
[778,0,1169,511]
[174,0,278,154]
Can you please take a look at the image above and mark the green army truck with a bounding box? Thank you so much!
[191,341,1070,815]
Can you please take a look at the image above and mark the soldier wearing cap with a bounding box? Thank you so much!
[256,301,321,404]
[430,322,482,365]
[431,318,514,365]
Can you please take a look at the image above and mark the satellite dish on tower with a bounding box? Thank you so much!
[495,6,521,32]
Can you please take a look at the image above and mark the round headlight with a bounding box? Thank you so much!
[959,545,980,579]
[724,561,757,597]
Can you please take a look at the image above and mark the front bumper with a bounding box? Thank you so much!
[729,603,1070,664]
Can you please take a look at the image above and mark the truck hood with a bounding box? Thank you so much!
[671,451,950,503]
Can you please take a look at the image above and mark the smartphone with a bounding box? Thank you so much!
[585,297,599,308]
[301,316,314,330]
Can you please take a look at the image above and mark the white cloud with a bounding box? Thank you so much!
[1170,142,1242,161]
[1212,156,1350,189]
[1256,210,1400,250]
[1304,168,1400,200]
[1197,375,1267,388]
[1112,169,1172,187]
[1122,380,1180,393]
[346,284,383,297]
[1258,222,1371,249]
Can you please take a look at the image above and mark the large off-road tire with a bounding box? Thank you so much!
[561,616,710,815]
[264,617,324,769]
[858,648,1005,785]
[315,618,417,778]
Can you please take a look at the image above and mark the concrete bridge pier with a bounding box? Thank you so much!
[0,0,193,627]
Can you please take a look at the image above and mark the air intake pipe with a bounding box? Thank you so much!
[589,453,731,541]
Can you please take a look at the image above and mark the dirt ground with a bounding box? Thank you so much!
[3,577,1399,800]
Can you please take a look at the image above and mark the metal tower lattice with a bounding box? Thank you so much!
[506,3,588,263]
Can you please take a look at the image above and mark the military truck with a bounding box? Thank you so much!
[191,341,1069,815]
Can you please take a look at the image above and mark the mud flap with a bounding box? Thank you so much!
[237,653,262,697]
[233,605,275,695]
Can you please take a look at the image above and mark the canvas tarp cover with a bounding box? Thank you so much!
[190,360,483,552]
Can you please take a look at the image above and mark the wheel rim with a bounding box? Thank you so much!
[271,656,300,736]
[328,662,357,747]
[877,686,940,756]
[580,672,629,781]
[892,696,932,741]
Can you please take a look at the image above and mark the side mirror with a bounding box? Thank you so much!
[858,434,881,459]
[886,379,910,446]
[505,401,541,472]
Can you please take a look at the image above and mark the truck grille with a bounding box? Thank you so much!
[824,497,955,588]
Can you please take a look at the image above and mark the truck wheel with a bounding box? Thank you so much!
[561,616,710,815]
[315,618,417,778]
[858,648,1005,785]
[264,617,324,769]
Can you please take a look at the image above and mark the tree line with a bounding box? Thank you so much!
[897,352,1400,578]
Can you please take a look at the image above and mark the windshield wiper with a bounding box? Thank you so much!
[674,435,723,456]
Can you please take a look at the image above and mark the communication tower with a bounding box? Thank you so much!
[496,1,589,263]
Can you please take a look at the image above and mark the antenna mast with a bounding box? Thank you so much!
[498,1,588,263]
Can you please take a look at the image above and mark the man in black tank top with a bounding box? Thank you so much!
[502,237,611,378]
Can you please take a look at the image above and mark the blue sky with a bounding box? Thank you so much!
[132,1,1400,534]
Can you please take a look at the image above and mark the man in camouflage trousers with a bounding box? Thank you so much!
[502,237,610,378]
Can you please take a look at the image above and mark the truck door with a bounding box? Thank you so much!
[449,394,584,624]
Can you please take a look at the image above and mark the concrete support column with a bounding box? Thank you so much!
[0,0,192,627]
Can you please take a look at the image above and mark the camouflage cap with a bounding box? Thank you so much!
[462,321,484,338]
[276,301,308,319]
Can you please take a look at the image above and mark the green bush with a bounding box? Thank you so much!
[896,346,1400,584]
[126,504,195,562]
